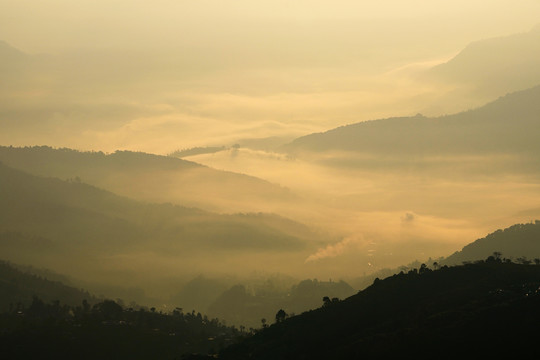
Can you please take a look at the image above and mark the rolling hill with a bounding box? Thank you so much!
[0,146,295,213]
[0,162,324,298]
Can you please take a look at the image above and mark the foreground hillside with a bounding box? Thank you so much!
[221,260,540,359]
[0,260,244,359]
[0,297,241,360]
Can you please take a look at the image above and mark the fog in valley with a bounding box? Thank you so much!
[2,0,540,329]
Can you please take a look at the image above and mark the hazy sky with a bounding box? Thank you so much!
[2,0,539,53]
[1,0,540,153]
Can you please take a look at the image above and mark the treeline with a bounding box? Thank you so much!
[0,296,244,360]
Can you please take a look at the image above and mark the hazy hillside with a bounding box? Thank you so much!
[0,41,28,67]
[206,278,355,328]
[221,260,540,359]
[0,162,324,301]
[0,260,95,312]
[0,146,294,213]
[427,26,540,97]
[347,221,540,290]
[284,84,540,157]
[443,221,540,265]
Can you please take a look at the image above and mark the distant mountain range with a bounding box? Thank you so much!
[284,84,540,155]
[427,25,540,97]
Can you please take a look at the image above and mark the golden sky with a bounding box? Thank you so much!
[1,0,539,153]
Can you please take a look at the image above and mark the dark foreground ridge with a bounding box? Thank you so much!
[219,259,540,359]
[0,297,242,360]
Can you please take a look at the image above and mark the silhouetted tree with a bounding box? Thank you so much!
[322,296,331,307]
[419,263,430,274]
[275,309,287,323]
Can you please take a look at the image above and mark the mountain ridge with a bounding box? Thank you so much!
[282,84,540,157]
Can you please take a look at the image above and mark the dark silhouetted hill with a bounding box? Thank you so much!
[220,260,540,359]
[0,296,242,359]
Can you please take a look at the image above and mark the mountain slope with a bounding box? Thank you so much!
[0,260,95,312]
[0,146,294,213]
[283,84,540,158]
[443,221,540,265]
[220,261,540,359]
[0,162,322,292]
[427,26,540,96]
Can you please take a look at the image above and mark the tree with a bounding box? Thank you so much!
[419,263,430,274]
[275,309,288,323]
[322,296,332,307]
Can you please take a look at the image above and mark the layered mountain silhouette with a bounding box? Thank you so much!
[0,162,322,295]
